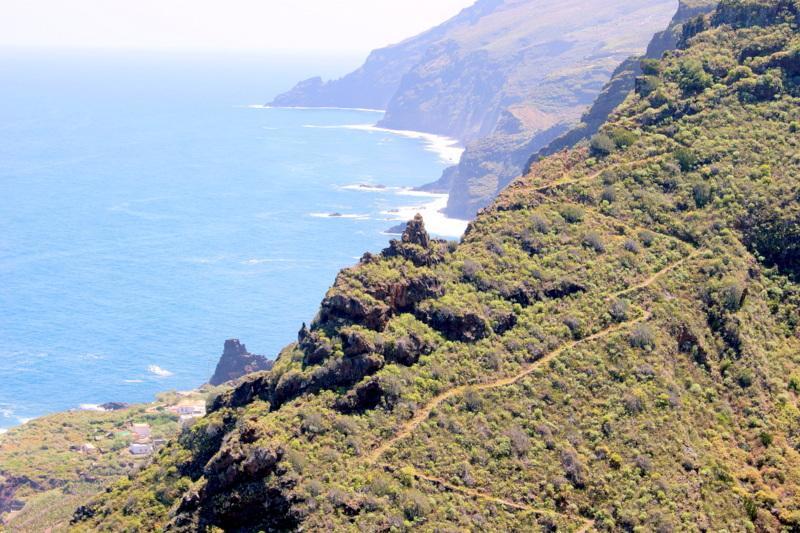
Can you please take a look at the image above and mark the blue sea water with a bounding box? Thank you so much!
[0,49,461,430]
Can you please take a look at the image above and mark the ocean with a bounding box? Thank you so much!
[0,49,466,431]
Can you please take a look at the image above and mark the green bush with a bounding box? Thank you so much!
[630,324,656,349]
[677,59,713,94]
[590,133,616,157]
[560,205,585,224]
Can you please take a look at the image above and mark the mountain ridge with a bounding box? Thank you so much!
[71,1,800,530]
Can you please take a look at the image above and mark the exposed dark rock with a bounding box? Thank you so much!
[415,306,491,342]
[99,402,129,411]
[334,378,387,414]
[383,215,447,267]
[541,279,587,300]
[209,339,273,387]
[384,332,435,366]
[674,323,709,368]
[319,291,392,331]
[166,442,302,532]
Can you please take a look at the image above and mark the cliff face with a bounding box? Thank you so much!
[73,2,800,530]
[272,0,677,142]
[209,339,273,387]
[438,0,719,220]
[532,0,719,163]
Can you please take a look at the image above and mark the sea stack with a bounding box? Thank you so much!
[209,339,273,386]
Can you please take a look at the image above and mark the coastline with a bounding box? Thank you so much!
[0,106,469,434]
[276,103,468,237]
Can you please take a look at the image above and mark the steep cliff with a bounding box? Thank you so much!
[532,0,719,163]
[438,0,719,220]
[272,0,677,142]
[73,2,800,531]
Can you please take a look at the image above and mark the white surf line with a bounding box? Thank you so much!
[382,192,469,239]
[248,104,385,113]
[304,123,463,165]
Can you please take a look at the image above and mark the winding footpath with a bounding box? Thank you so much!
[364,244,702,532]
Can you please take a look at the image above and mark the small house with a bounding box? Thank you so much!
[169,403,206,417]
[129,442,154,456]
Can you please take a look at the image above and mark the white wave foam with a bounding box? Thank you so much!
[0,408,13,419]
[0,428,7,435]
[17,417,33,425]
[79,404,105,412]
[382,194,469,239]
[124,379,144,384]
[148,365,174,378]
[304,124,463,165]
[256,104,385,113]
[340,183,393,192]
[309,212,370,220]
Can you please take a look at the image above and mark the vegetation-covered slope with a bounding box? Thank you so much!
[74,1,800,531]
[0,389,219,532]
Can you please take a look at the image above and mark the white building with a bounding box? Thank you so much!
[129,442,154,456]
[169,403,206,417]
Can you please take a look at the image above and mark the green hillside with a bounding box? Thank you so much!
[73,1,800,531]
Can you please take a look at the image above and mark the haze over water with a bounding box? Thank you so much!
[0,50,464,430]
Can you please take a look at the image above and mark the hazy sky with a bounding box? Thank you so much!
[0,0,476,53]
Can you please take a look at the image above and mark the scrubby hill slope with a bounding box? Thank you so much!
[74,1,800,531]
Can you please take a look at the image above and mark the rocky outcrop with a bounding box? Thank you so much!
[209,340,273,386]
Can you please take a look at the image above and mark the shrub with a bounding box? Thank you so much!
[583,232,606,253]
[610,299,630,322]
[640,58,661,76]
[638,230,656,247]
[737,369,754,388]
[463,388,483,412]
[531,214,550,233]
[462,259,481,280]
[722,281,747,311]
[563,316,585,339]
[610,128,637,149]
[561,205,585,224]
[677,59,713,94]
[693,183,713,208]
[601,186,617,203]
[402,489,431,520]
[623,391,646,414]
[636,75,661,97]
[590,133,616,157]
[623,239,640,254]
[675,148,698,172]
[507,426,531,457]
[630,324,656,349]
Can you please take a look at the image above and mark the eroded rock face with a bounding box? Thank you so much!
[383,214,447,267]
[209,340,273,386]
[166,441,302,532]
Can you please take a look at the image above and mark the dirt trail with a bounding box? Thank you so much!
[380,463,594,531]
[612,247,703,300]
[361,200,700,533]
[534,155,663,192]
[365,310,651,464]
[366,246,701,465]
